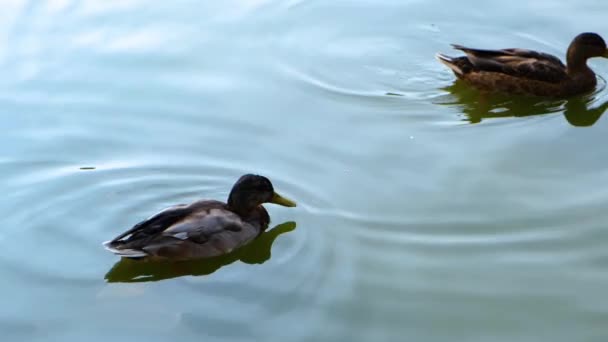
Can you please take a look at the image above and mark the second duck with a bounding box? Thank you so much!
[436,32,608,97]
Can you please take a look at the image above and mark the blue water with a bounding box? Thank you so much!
[2,1,608,341]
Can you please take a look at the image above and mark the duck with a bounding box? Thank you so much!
[103,174,296,261]
[436,32,608,97]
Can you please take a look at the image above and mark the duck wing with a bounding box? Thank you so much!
[452,45,568,83]
[152,208,260,258]
[104,201,264,260]
[106,203,194,243]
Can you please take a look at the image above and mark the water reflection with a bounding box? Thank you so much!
[104,221,296,283]
[563,97,608,127]
[436,80,608,126]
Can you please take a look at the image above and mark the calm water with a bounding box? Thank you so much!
[2,1,608,341]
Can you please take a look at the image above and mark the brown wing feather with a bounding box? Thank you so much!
[452,45,568,83]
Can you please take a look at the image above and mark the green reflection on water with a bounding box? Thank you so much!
[437,80,608,126]
[104,221,296,283]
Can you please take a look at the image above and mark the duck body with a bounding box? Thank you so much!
[103,200,270,261]
[103,174,296,261]
[437,33,608,97]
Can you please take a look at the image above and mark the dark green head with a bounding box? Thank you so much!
[227,174,296,214]
[567,32,608,69]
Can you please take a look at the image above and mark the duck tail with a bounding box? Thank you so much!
[435,53,464,76]
[102,240,148,258]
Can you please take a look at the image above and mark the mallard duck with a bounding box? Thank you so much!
[436,32,608,97]
[103,174,296,261]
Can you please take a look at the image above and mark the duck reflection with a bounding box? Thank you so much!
[563,96,608,126]
[104,221,296,283]
[436,80,608,126]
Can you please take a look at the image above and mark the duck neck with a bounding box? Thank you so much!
[566,47,591,74]
[227,195,256,216]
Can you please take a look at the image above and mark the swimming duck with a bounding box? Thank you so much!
[436,32,608,97]
[103,174,296,261]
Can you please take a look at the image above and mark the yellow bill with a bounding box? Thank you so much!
[270,192,297,207]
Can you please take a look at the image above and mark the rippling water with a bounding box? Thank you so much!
[2,1,608,341]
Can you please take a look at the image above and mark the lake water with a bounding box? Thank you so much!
[2,1,608,341]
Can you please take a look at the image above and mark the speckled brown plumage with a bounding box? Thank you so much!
[437,32,608,97]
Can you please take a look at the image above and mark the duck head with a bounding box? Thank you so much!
[567,32,608,71]
[227,174,296,214]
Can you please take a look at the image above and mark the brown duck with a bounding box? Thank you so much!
[436,32,608,97]
[103,174,296,261]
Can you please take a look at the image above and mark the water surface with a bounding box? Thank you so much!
[2,1,608,341]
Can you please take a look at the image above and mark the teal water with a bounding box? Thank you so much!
[2,1,608,341]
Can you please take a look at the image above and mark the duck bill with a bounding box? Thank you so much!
[270,192,296,207]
